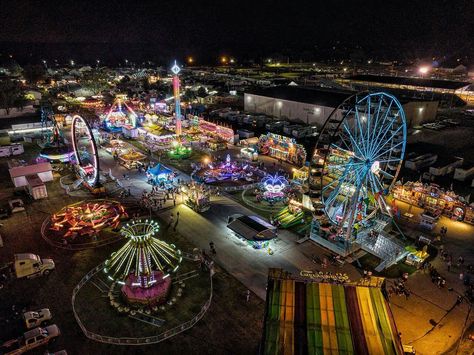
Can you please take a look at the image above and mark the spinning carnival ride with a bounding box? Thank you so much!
[102,98,138,132]
[71,115,101,190]
[310,92,407,241]
[104,220,182,305]
[39,105,74,162]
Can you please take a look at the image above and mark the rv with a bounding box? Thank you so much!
[292,126,318,138]
[0,144,24,157]
[404,153,438,171]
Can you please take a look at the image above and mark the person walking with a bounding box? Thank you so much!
[447,260,452,272]
[246,290,250,302]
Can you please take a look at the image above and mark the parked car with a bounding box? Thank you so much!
[0,207,10,219]
[23,309,52,329]
[8,199,25,213]
[1,325,60,355]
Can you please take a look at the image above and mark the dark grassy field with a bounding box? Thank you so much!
[0,143,265,355]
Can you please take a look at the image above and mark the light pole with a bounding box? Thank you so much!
[277,101,282,119]
[419,66,429,78]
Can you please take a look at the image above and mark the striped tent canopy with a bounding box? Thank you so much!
[261,269,404,355]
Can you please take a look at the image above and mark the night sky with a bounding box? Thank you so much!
[0,0,473,64]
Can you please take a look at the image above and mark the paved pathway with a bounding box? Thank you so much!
[94,139,473,353]
[157,195,361,299]
[94,141,361,299]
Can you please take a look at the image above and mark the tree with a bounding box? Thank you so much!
[141,78,150,91]
[81,70,110,94]
[197,86,207,98]
[22,64,46,84]
[0,79,21,115]
[183,89,195,101]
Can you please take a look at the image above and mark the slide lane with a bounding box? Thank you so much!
[319,283,339,353]
[306,283,324,354]
[264,278,281,355]
[294,281,307,355]
[344,287,369,355]
[279,279,288,354]
[332,285,355,354]
[370,288,399,355]
[282,280,295,355]
[356,287,385,354]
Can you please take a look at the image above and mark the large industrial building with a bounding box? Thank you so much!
[244,86,438,128]
[337,74,474,105]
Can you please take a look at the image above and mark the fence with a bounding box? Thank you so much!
[71,262,213,345]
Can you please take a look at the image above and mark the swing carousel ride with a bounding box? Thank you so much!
[103,219,182,305]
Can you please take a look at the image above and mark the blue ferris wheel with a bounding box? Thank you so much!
[310,92,407,239]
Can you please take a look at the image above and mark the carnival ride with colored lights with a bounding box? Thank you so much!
[273,200,305,228]
[166,61,193,159]
[103,220,182,305]
[259,174,289,203]
[117,149,147,170]
[102,98,138,132]
[196,154,260,185]
[309,92,408,263]
[38,105,74,163]
[167,140,192,159]
[181,183,211,212]
[71,115,103,193]
[49,200,128,239]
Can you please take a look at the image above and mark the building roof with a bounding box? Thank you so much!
[147,163,172,176]
[227,214,276,241]
[247,86,354,108]
[346,74,470,90]
[9,162,52,178]
[26,174,45,187]
[261,268,404,355]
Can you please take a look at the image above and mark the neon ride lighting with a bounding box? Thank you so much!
[71,115,100,188]
[171,60,182,136]
[262,174,288,194]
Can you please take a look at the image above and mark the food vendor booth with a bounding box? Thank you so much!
[257,133,306,166]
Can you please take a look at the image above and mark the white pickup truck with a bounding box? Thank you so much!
[1,325,60,355]
[23,308,52,329]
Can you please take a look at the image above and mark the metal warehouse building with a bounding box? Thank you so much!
[244,86,438,128]
[337,74,474,105]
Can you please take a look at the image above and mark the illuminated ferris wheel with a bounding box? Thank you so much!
[310,92,407,238]
[71,115,100,188]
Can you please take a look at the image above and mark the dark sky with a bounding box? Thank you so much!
[0,0,473,64]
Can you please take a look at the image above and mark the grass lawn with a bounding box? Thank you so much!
[74,258,212,338]
[0,142,265,354]
[355,253,417,279]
